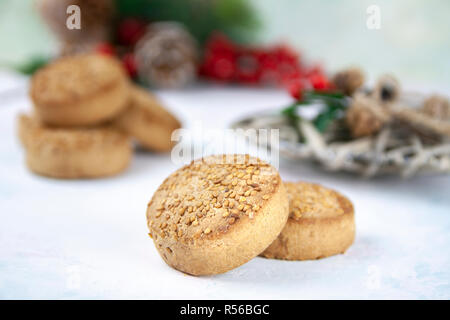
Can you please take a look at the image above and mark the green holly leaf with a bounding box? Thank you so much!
[313,107,341,132]
[15,56,50,75]
[114,0,259,45]
[281,90,349,132]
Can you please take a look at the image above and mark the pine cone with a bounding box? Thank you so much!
[135,22,198,88]
[373,74,401,104]
[422,95,450,120]
[346,94,390,138]
[37,0,114,44]
[332,67,364,96]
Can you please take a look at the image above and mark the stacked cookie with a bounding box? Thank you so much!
[18,54,181,179]
[146,154,355,276]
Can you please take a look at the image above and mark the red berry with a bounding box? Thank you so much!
[212,56,236,81]
[199,33,239,82]
[309,73,331,90]
[273,45,299,66]
[278,64,301,86]
[235,50,261,84]
[122,53,137,78]
[200,33,319,90]
[286,80,304,100]
[258,51,281,85]
[199,53,236,81]
[95,42,116,56]
[205,32,237,55]
[117,18,147,46]
[257,45,302,86]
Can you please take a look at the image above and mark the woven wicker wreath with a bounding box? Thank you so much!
[232,71,450,177]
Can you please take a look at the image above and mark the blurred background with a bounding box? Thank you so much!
[0,0,449,86]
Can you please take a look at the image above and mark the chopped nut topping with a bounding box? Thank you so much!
[147,155,279,241]
[285,182,345,220]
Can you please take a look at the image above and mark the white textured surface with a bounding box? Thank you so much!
[0,73,449,299]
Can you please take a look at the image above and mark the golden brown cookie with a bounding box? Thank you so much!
[261,182,355,260]
[30,54,129,126]
[114,85,181,152]
[18,114,132,179]
[146,154,289,275]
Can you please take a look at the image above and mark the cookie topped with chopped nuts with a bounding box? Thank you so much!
[146,154,289,276]
[285,182,345,220]
[262,181,355,261]
[17,114,132,179]
[30,54,129,126]
[113,85,181,152]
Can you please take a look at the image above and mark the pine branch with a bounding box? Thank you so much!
[114,0,259,45]
[281,90,349,132]
[13,56,50,75]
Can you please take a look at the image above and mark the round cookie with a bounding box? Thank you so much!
[30,54,129,126]
[114,85,181,152]
[146,154,289,275]
[261,182,355,260]
[18,114,132,179]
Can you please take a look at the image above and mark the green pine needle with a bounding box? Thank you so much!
[114,0,259,45]
[281,90,349,133]
[14,56,50,75]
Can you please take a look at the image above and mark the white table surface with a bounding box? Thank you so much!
[0,71,449,299]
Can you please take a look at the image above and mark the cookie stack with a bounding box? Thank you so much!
[18,54,181,179]
[146,154,355,276]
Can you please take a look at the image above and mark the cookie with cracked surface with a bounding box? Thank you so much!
[146,154,289,275]
[113,85,181,152]
[18,114,132,179]
[30,54,129,126]
[261,182,355,260]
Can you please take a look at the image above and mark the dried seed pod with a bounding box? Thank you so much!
[422,95,450,120]
[135,22,198,88]
[332,67,365,96]
[392,107,450,138]
[373,74,401,104]
[346,94,390,138]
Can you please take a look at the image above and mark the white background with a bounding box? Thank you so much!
[0,72,449,299]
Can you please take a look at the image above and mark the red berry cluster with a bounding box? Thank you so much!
[117,18,147,47]
[95,18,147,79]
[199,33,333,100]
